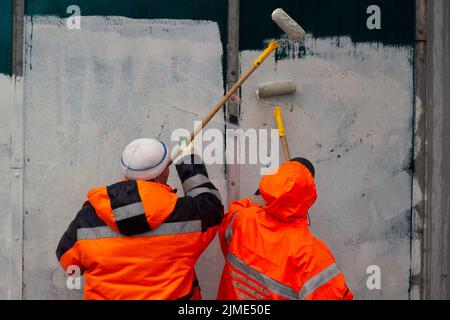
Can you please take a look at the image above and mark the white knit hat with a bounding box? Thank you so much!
[120,138,169,181]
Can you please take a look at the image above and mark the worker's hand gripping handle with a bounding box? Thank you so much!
[253,41,279,66]
[170,135,192,164]
[274,106,286,137]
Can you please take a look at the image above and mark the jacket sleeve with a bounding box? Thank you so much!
[218,198,261,257]
[218,210,237,257]
[55,215,84,275]
[300,240,353,300]
[166,154,224,232]
[304,272,353,300]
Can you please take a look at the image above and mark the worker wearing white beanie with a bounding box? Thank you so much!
[120,138,170,181]
[56,136,223,300]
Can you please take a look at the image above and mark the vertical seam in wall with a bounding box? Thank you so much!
[411,0,427,300]
[424,0,433,299]
[444,2,450,299]
[410,34,416,301]
[10,0,25,300]
[437,0,449,298]
[226,0,240,204]
[422,1,437,299]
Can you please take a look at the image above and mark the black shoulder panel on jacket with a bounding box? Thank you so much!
[166,194,224,232]
[77,202,108,229]
[107,180,141,209]
[55,203,105,261]
[107,181,151,235]
[116,214,151,236]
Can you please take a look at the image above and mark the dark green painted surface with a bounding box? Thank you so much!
[0,0,12,75]
[240,0,415,50]
[27,0,415,50]
[26,0,415,62]
[27,0,229,87]
[27,0,229,47]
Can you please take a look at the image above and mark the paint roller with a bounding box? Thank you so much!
[256,80,297,161]
[169,8,305,164]
[271,8,305,43]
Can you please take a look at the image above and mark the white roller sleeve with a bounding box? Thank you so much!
[257,80,297,99]
[272,8,305,43]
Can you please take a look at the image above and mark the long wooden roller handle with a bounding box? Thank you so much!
[274,106,291,161]
[169,40,279,165]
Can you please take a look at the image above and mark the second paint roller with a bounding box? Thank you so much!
[170,8,305,164]
[256,80,297,161]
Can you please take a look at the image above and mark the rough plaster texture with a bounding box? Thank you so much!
[239,36,414,299]
[2,13,418,300]
[23,16,226,299]
[0,75,12,299]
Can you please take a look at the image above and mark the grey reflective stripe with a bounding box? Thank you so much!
[186,187,222,201]
[227,252,298,300]
[78,226,119,240]
[236,291,256,300]
[230,268,270,296]
[146,220,202,236]
[232,280,265,300]
[182,174,211,193]
[250,195,265,207]
[298,263,341,300]
[77,220,202,240]
[112,202,144,221]
[225,214,237,245]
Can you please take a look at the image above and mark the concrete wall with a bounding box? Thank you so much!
[0,0,13,300]
[0,0,431,300]
[22,15,227,300]
[236,1,415,299]
[0,74,13,299]
[238,38,414,299]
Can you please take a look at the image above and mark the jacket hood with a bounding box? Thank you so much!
[86,180,177,235]
[259,161,317,222]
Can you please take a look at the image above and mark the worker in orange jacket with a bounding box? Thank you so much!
[56,138,223,300]
[217,158,353,300]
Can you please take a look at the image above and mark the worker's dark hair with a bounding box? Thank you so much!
[254,157,315,195]
[291,157,315,178]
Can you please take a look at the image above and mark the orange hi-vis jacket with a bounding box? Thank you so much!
[217,161,353,300]
[56,154,223,300]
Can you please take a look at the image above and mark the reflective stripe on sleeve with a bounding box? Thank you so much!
[249,195,265,207]
[182,174,211,193]
[112,202,144,222]
[186,187,222,201]
[298,263,341,300]
[77,220,202,240]
[225,214,237,246]
[236,291,256,300]
[232,280,265,300]
[230,268,270,297]
[227,252,298,300]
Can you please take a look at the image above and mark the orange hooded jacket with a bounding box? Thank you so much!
[217,161,353,300]
[56,154,223,300]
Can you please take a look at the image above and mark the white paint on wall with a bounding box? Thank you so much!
[6,16,416,300]
[0,74,12,299]
[23,16,225,299]
[239,35,414,299]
